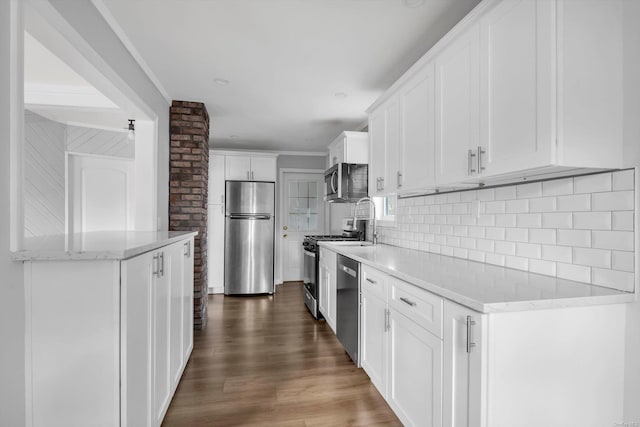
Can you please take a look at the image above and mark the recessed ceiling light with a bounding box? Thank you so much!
[214,78,230,86]
[334,92,348,99]
[403,0,425,7]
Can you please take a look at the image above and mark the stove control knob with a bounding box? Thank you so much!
[303,241,309,246]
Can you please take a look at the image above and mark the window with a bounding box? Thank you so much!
[287,180,320,232]
[373,195,396,226]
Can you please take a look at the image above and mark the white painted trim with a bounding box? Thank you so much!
[212,148,329,157]
[64,121,128,134]
[272,150,328,157]
[210,149,279,158]
[24,82,118,109]
[10,0,24,251]
[66,151,135,162]
[90,0,172,104]
[277,168,326,284]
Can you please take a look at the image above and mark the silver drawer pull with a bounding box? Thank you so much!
[400,297,416,307]
[366,278,377,284]
[340,265,357,278]
[466,315,477,353]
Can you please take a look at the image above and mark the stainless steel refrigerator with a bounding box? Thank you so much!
[224,181,275,295]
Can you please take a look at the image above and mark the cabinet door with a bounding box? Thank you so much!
[443,300,484,427]
[182,239,194,364]
[326,251,338,333]
[318,263,329,319]
[168,243,184,387]
[250,156,277,181]
[208,203,225,291]
[388,310,443,427]
[225,156,251,180]
[329,136,345,166]
[368,107,386,197]
[209,154,226,205]
[400,64,436,192]
[361,291,387,397]
[384,99,400,194]
[153,251,172,426]
[479,0,554,176]
[435,27,480,185]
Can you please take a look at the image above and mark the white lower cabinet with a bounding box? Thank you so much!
[25,237,195,427]
[360,264,627,427]
[319,247,338,332]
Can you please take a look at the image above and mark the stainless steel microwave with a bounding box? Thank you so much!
[324,163,368,203]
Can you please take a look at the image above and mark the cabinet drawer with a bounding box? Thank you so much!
[361,265,388,301]
[389,278,443,338]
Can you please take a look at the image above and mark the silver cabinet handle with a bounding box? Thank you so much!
[384,308,390,332]
[466,315,477,353]
[184,241,191,258]
[400,297,416,307]
[381,177,384,190]
[376,177,380,191]
[339,264,357,278]
[366,278,376,284]
[468,149,477,176]
[153,253,160,277]
[159,252,165,277]
[477,146,486,173]
[397,171,403,188]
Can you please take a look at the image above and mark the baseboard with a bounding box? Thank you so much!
[208,286,224,295]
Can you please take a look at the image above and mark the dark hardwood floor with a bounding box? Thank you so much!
[162,281,402,426]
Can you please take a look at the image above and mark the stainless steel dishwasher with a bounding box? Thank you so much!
[336,254,359,365]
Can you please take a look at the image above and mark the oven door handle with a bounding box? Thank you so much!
[304,250,316,258]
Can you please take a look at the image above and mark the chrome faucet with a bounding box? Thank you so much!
[353,197,377,245]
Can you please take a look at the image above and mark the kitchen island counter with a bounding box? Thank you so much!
[320,242,634,313]
[12,230,198,261]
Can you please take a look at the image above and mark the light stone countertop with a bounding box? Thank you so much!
[319,242,635,313]
[12,231,198,261]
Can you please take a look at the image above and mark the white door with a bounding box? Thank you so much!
[208,203,225,292]
[280,171,325,282]
[69,154,134,233]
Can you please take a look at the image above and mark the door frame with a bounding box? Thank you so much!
[276,168,326,286]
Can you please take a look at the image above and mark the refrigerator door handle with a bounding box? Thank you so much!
[229,214,271,220]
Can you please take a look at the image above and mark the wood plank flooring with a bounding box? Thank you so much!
[162,281,402,426]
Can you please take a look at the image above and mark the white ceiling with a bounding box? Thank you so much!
[99,0,480,153]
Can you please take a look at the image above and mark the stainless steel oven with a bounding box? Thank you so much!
[303,247,317,317]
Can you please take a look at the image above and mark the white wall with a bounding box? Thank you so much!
[0,1,25,425]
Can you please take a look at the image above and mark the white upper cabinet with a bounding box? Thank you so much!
[398,64,436,192]
[368,0,626,194]
[209,154,225,205]
[328,131,369,166]
[478,0,554,176]
[434,26,480,185]
[225,155,277,182]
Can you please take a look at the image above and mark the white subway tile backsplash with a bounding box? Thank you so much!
[529,197,557,213]
[495,241,516,256]
[517,182,542,199]
[573,248,611,268]
[506,199,529,213]
[506,256,529,271]
[612,251,634,272]
[557,229,591,247]
[495,186,517,200]
[612,212,634,231]
[573,212,612,230]
[542,212,573,228]
[506,228,529,242]
[592,268,635,292]
[529,229,557,244]
[495,214,517,227]
[592,230,634,251]
[529,259,557,276]
[485,253,505,266]
[542,245,572,263]
[517,213,542,228]
[613,169,634,191]
[543,178,574,196]
[485,201,506,214]
[485,227,505,240]
[557,263,591,282]
[516,242,542,259]
[379,170,634,292]
[556,194,591,212]
[574,173,612,194]
[592,191,634,211]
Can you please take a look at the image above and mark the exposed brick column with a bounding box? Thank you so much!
[169,100,209,330]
